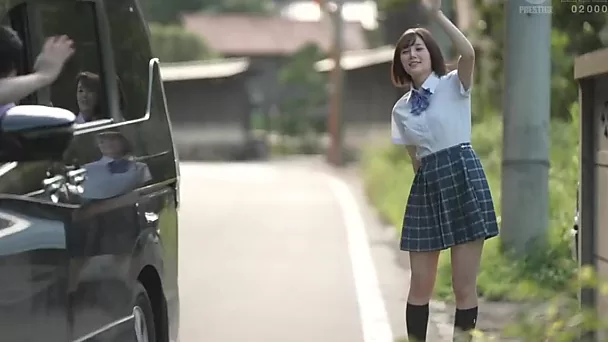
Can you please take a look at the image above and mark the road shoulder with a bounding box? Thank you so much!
[330,164,452,341]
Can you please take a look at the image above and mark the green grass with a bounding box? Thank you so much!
[360,105,580,302]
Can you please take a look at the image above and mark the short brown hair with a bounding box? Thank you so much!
[76,71,104,119]
[76,71,100,92]
[390,27,447,88]
[97,131,132,156]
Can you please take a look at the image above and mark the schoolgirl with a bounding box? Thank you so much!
[389,1,499,341]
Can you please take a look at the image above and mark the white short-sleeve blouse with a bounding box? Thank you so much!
[391,69,472,159]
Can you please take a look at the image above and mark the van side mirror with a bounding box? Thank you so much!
[0,105,75,162]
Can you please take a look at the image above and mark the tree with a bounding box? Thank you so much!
[377,0,607,120]
[470,0,605,120]
[277,44,328,136]
[148,23,216,63]
[200,0,275,14]
[139,0,204,23]
[140,0,274,24]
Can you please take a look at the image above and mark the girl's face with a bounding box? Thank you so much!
[400,36,432,80]
[98,136,124,159]
[76,81,98,115]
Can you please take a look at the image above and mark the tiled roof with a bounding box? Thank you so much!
[181,13,369,56]
[160,58,250,81]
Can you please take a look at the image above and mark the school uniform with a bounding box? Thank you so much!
[81,156,152,200]
[391,69,499,252]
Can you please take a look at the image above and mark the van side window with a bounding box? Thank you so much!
[29,1,110,124]
[106,0,151,121]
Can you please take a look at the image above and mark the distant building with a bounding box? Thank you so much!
[315,46,403,155]
[181,13,370,132]
[161,58,259,160]
[181,13,368,57]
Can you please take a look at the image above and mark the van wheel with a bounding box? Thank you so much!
[133,282,156,342]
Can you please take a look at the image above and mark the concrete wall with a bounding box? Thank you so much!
[341,63,404,155]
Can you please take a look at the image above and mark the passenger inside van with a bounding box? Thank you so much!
[75,71,101,123]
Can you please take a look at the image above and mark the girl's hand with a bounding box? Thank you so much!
[422,0,442,14]
[34,35,75,85]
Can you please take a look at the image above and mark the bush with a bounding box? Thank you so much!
[393,266,607,341]
[361,103,580,302]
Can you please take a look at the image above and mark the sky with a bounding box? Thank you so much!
[279,0,379,30]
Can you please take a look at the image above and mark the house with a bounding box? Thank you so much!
[160,58,265,160]
[315,45,402,155]
[159,44,400,160]
[181,13,369,124]
[181,13,369,57]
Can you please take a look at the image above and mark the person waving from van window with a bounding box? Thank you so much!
[0,25,74,117]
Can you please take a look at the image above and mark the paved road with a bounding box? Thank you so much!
[176,159,449,342]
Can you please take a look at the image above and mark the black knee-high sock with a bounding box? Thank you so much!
[453,307,478,341]
[406,303,429,342]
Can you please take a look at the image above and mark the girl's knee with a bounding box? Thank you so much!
[408,251,440,303]
[409,272,436,302]
[452,280,478,307]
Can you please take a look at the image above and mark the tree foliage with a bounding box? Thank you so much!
[377,0,607,120]
[148,23,215,63]
[471,0,605,120]
[276,44,328,136]
[200,0,275,14]
[140,0,274,24]
[139,0,203,24]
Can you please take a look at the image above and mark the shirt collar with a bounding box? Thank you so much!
[418,72,440,94]
[99,156,133,164]
[99,156,114,164]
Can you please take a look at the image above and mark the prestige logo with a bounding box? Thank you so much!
[520,0,553,14]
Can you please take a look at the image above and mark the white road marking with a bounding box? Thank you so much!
[324,173,394,342]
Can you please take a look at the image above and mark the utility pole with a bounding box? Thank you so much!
[501,0,552,255]
[325,0,344,166]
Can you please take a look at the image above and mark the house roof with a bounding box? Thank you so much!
[181,13,369,56]
[160,58,250,82]
[315,45,394,72]
[158,46,395,82]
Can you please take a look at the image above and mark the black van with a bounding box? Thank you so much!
[0,0,180,341]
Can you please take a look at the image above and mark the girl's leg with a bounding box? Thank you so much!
[450,239,484,341]
[407,250,441,342]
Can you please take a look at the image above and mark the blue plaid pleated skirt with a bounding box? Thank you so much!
[400,143,499,252]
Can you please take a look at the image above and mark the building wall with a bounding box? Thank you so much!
[163,75,253,159]
[341,63,404,152]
